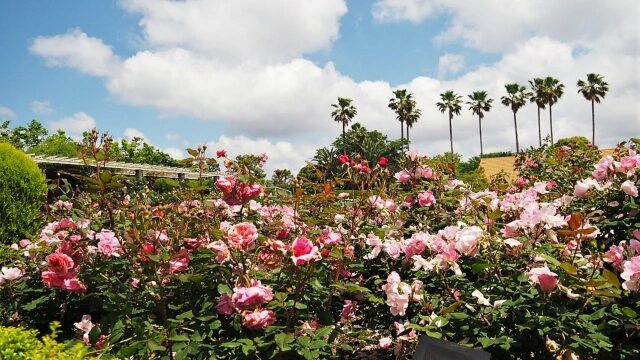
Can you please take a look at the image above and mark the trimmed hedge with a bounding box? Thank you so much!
[0,323,89,359]
[0,142,47,244]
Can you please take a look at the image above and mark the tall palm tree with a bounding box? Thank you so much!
[436,90,463,154]
[331,97,357,144]
[466,90,493,156]
[540,77,564,144]
[577,73,609,145]
[404,106,422,150]
[388,89,419,148]
[501,83,531,153]
[528,77,546,147]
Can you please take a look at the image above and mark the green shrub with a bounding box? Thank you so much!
[0,142,47,244]
[153,177,181,193]
[0,323,89,359]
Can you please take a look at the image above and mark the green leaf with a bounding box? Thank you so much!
[187,148,198,157]
[602,269,621,289]
[314,326,333,338]
[559,262,578,275]
[540,254,561,267]
[471,262,491,274]
[99,170,112,183]
[176,310,194,320]
[169,334,190,342]
[147,340,166,352]
[448,312,469,320]
[622,307,637,318]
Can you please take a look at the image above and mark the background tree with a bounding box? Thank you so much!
[436,90,463,154]
[271,169,293,189]
[501,83,531,153]
[404,104,422,150]
[331,97,357,143]
[466,90,493,156]
[577,73,609,144]
[540,76,565,144]
[28,130,79,157]
[388,89,419,147]
[529,77,546,147]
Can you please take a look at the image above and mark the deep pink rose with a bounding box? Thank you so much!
[417,191,436,207]
[46,252,75,275]
[291,236,319,265]
[216,293,235,315]
[95,229,121,257]
[232,280,274,310]
[527,266,558,293]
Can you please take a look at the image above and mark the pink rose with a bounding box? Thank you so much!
[232,280,274,310]
[621,256,640,292]
[95,230,121,257]
[227,222,259,251]
[340,300,358,322]
[527,265,558,293]
[291,236,319,265]
[603,242,626,270]
[455,226,483,257]
[621,180,638,197]
[1,267,23,281]
[417,191,436,207]
[379,337,392,349]
[130,278,140,287]
[242,309,275,330]
[216,149,227,158]
[404,232,428,258]
[216,293,235,315]
[394,169,411,184]
[46,252,75,275]
[168,250,190,273]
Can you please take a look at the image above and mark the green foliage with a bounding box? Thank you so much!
[28,130,80,158]
[481,151,514,158]
[116,137,185,167]
[0,323,89,359]
[154,178,181,193]
[0,143,47,244]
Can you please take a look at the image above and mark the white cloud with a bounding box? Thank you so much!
[165,133,181,141]
[123,127,152,144]
[372,0,437,23]
[163,147,185,160]
[49,112,97,137]
[437,54,465,78]
[121,0,347,63]
[30,100,55,115]
[29,28,121,77]
[0,106,16,120]
[206,135,318,175]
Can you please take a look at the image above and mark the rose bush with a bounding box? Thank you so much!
[0,134,638,359]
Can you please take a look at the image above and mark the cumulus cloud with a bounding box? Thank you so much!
[123,127,152,144]
[437,54,465,78]
[121,0,347,63]
[372,0,437,23]
[30,100,55,115]
[29,28,121,77]
[49,112,97,137]
[206,135,318,175]
[0,106,16,120]
[29,1,639,171]
[163,147,185,160]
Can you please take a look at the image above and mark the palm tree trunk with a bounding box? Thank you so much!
[342,123,346,145]
[591,99,595,145]
[449,111,454,154]
[400,120,404,143]
[549,104,554,144]
[406,125,410,150]
[537,106,542,147]
[478,115,483,156]
[514,112,520,153]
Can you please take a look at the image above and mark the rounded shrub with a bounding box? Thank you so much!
[0,323,89,359]
[0,142,47,244]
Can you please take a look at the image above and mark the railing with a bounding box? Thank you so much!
[29,154,223,180]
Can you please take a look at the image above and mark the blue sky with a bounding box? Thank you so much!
[0,0,637,172]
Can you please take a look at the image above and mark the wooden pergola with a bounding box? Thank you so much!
[29,154,222,180]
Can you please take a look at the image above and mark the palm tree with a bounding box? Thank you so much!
[540,77,564,144]
[528,78,546,147]
[501,83,531,153]
[577,73,609,145]
[404,106,422,150]
[388,89,419,148]
[466,91,493,156]
[436,90,463,154]
[331,97,357,144]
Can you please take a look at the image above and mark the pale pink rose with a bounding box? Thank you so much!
[340,300,357,322]
[74,314,94,334]
[404,232,428,258]
[216,293,235,315]
[621,256,640,292]
[504,238,522,248]
[227,222,259,251]
[621,180,638,197]
[291,236,319,265]
[207,240,230,263]
[417,191,436,207]
[630,239,640,255]
[603,242,626,270]
[634,230,640,240]
[168,250,190,273]
[95,229,121,257]
[62,277,87,293]
[232,280,274,310]
[1,267,23,281]
[379,337,392,349]
[455,226,483,257]
[574,178,598,198]
[527,266,558,293]
[406,149,422,161]
[418,166,434,179]
[242,309,276,330]
[130,278,140,287]
[394,169,411,184]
